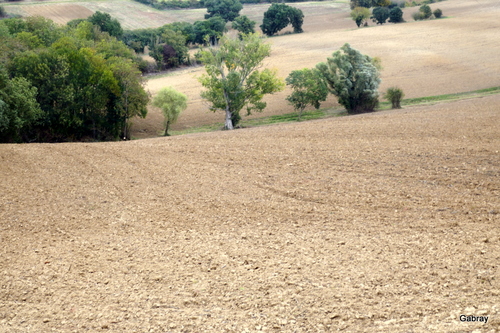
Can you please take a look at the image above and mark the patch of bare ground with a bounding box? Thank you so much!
[1,94,499,332]
[135,0,500,137]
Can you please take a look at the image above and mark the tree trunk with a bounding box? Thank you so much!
[164,120,171,136]
[224,108,234,130]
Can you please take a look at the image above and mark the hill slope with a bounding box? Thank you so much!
[1,95,499,332]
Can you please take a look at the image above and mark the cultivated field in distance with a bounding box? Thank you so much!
[139,0,500,136]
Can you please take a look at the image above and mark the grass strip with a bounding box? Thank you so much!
[169,86,500,136]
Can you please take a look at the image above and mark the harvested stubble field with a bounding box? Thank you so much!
[1,94,500,332]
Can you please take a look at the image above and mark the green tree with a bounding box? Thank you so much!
[350,7,371,27]
[384,86,404,109]
[0,67,42,142]
[316,43,381,113]
[420,4,432,19]
[193,17,227,45]
[350,0,372,9]
[88,11,123,39]
[260,4,304,36]
[152,87,187,136]
[388,6,404,23]
[285,68,328,121]
[372,6,389,24]
[232,15,256,39]
[198,33,284,130]
[204,0,242,22]
[433,8,442,18]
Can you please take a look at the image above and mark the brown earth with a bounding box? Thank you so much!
[136,0,500,137]
[1,94,500,332]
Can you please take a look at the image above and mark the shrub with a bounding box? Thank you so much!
[412,11,425,21]
[384,87,405,109]
[433,8,442,18]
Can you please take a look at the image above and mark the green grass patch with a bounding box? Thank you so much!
[169,86,500,136]
[401,86,500,106]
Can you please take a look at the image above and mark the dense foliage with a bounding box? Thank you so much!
[285,68,328,120]
[198,33,284,130]
[388,6,404,23]
[260,3,304,36]
[232,15,256,39]
[0,17,149,142]
[372,6,389,24]
[316,43,381,113]
[121,18,226,71]
[204,0,243,22]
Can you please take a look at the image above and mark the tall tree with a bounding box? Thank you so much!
[0,66,41,142]
[316,43,380,113]
[204,0,242,22]
[198,33,284,130]
[152,87,187,136]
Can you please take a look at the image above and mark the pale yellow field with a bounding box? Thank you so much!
[8,3,94,25]
[136,0,500,136]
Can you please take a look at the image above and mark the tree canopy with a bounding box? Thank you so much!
[198,33,284,130]
[286,68,328,121]
[260,4,304,36]
[204,0,243,22]
[316,43,380,113]
[350,7,371,27]
[0,17,148,142]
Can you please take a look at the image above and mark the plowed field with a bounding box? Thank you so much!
[1,94,499,332]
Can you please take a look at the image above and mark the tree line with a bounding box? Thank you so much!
[0,15,149,142]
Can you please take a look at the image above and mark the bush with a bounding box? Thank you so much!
[384,87,405,108]
[433,8,442,18]
[412,11,425,21]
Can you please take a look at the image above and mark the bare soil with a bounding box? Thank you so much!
[1,94,499,332]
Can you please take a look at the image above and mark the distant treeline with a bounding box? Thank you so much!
[133,0,320,10]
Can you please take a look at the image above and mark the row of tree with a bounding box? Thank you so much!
[189,33,388,132]
[0,15,149,142]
